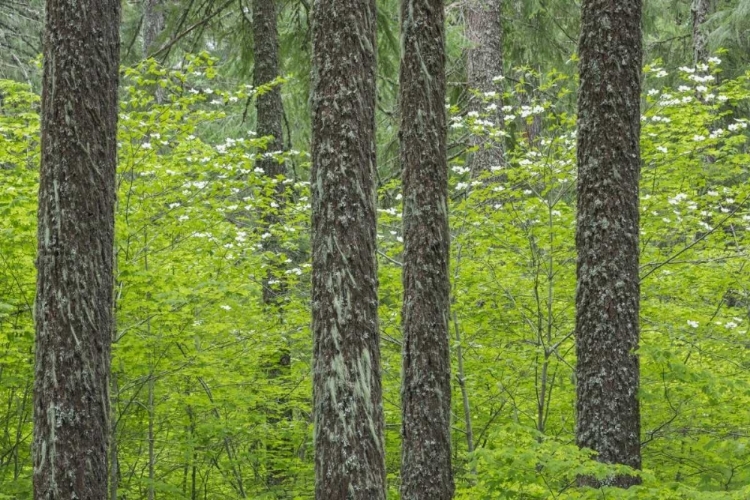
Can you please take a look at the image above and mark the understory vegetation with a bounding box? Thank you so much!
[1,50,750,497]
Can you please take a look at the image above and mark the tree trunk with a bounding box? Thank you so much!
[253,0,287,306]
[33,0,120,497]
[465,0,505,174]
[575,0,642,488]
[310,0,386,496]
[691,0,712,65]
[143,0,165,57]
[143,0,166,103]
[253,2,293,492]
[399,0,454,498]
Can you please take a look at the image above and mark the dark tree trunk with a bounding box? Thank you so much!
[33,0,120,497]
[399,0,454,498]
[253,0,287,306]
[575,0,642,488]
[254,0,291,491]
[465,0,505,173]
[310,0,386,496]
[691,0,712,65]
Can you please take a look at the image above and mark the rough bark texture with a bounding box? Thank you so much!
[575,0,642,488]
[310,0,386,497]
[465,0,505,173]
[33,0,120,497]
[691,0,712,65]
[399,0,454,498]
[143,0,165,57]
[253,0,287,305]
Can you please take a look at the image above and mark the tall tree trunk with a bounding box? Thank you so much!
[465,0,505,174]
[253,0,286,306]
[691,0,712,65]
[575,0,642,488]
[143,0,165,57]
[253,1,292,492]
[33,0,120,497]
[310,0,386,495]
[399,0,453,498]
[143,0,166,103]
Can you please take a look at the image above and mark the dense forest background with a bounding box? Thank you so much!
[2,0,750,498]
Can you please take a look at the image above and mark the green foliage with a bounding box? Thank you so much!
[2,54,750,498]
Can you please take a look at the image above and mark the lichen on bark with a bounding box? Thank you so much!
[33,0,120,497]
[575,0,643,488]
[310,0,386,496]
[399,0,454,498]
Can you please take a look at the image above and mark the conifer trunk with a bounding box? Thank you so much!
[575,0,642,488]
[399,0,454,498]
[691,0,712,64]
[143,0,166,103]
[143,0,165,57]
[253,0,286,305]
[33,0,120,497]
[253,1,292,491]
[310,0,386,496]
[465,0,505,173]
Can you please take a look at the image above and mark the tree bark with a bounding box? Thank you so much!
[253,0,287,306]
[143,0,166,104]
[143,0,165,57]
[310,0,386,496]
[33,0,120,497]
[575,0,642,488]
[465,0,505,173]
[399,0,454,498]
[691,0,712,65]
